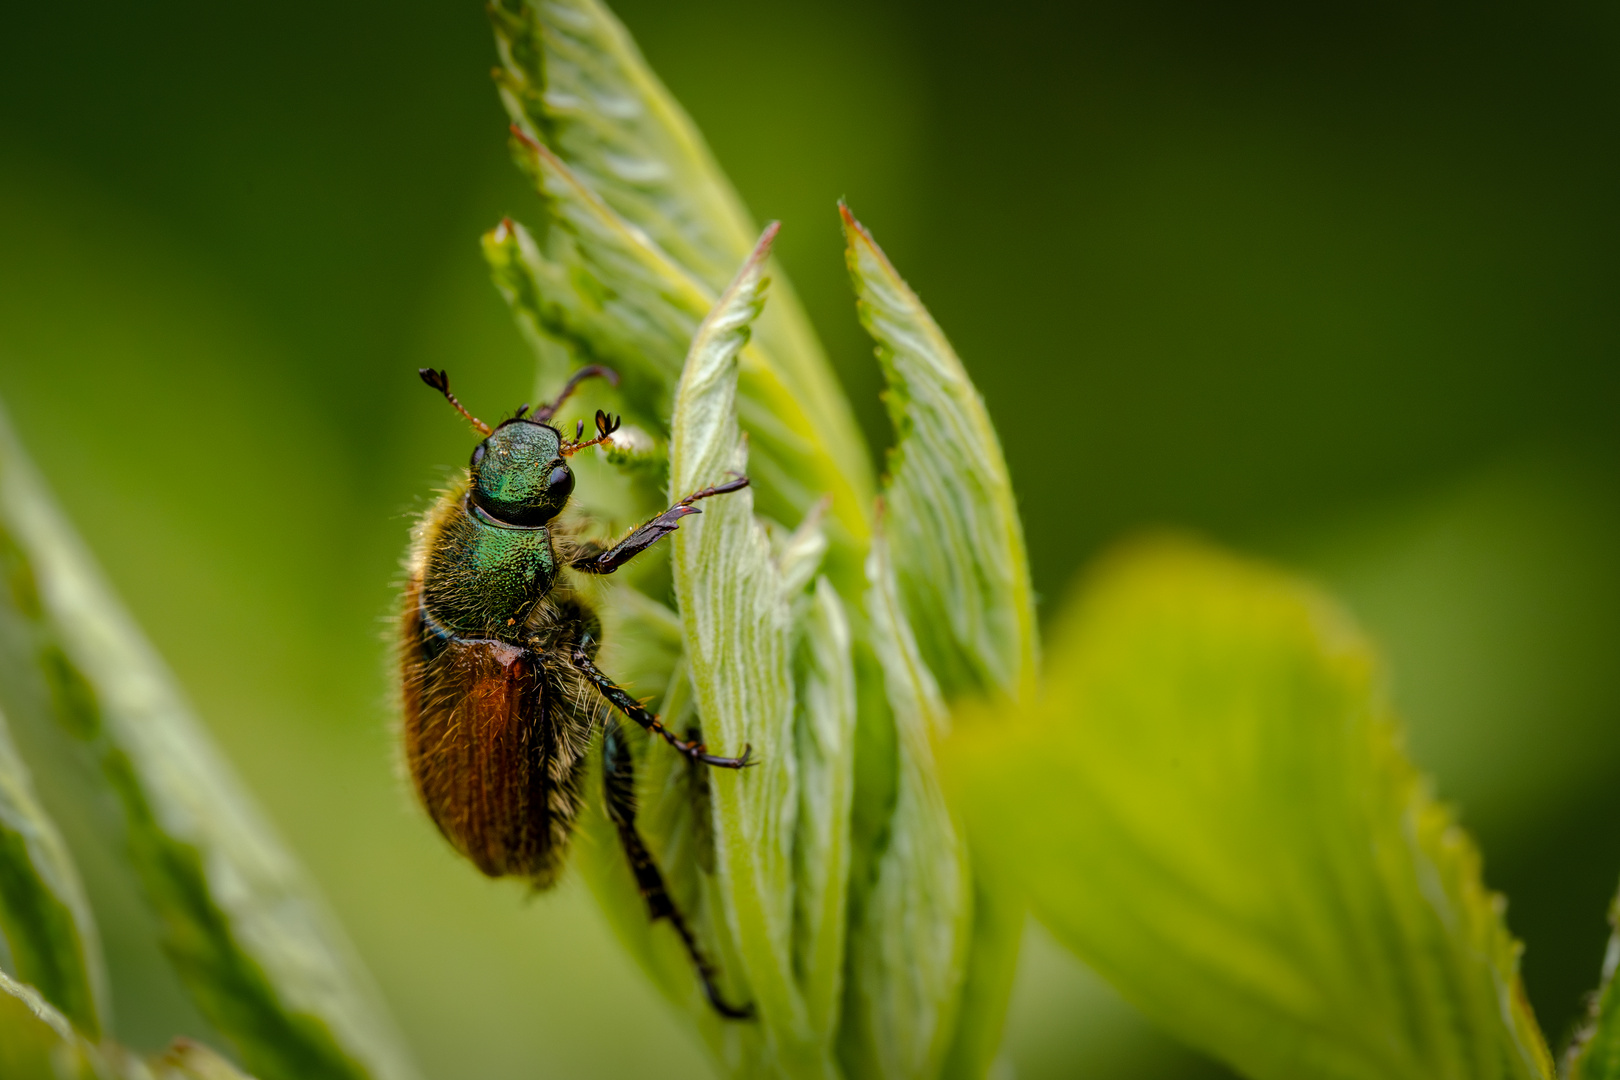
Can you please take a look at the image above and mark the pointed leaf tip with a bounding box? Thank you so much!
[842,204,1038,703]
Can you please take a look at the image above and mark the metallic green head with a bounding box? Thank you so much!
[470,420,574,527]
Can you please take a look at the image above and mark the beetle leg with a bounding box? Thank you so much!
[573,650,753,769]
[569,477,750,576]
[601,717,754,1020]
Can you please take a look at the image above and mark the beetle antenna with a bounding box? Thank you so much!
[418,369,492,436]
[534,365,620,421]
[562,410,624,456]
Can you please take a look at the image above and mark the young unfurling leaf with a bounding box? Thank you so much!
[841,207,1035,1080]
[841,205,1037,706]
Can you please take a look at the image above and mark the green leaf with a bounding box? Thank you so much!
[0,701,106,1038]
[789,577,857,1039]
[840,204,1037,704]
[670,225,835,1078]
[489,0,756,294]
[0,970,253,1080]
[838,527,972,1080]
[0,970,107,1080]
[947,537,1554,1080]
[0,410,418,1080]
[841,206,1032,1080]
[483,136,871,593]
[486,0,864,475]
[1564,879,1620,1079]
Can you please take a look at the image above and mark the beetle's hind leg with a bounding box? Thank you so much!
[601,717,753,1020]
[573,648,753,769]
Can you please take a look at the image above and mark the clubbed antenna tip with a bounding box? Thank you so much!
[418,368,492,436]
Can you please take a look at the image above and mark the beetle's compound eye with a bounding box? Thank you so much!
[470,443,486,469]
[546,465,574,505]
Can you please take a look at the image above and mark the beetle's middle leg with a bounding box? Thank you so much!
[600,717,753,1020]
[573,648,752,769]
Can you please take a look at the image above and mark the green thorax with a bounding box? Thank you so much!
[420,494,558,639]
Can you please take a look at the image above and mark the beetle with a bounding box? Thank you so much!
[400,365,753,1019]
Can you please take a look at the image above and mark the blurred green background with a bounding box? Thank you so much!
[1,1,1618,1077]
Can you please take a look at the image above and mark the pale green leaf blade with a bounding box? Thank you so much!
[0,411,418,1080]
[790,577,856,1037]
[483,138,871,591]
[948,537,1554,1080]
[670,225,834,1078]
[841,205,1036,703]
[839,529,972,1080]
[0,702,106,1039]
[486,0,867,472]
[1564,880,1620,1080]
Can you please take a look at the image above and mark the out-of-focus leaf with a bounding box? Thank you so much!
[936,873,1023,1080]
[839,527,972,1080]
[0,969,105,1080]
[0,411,418,1080]
[147,1039,255,1080]
[0,701,105,1038]
[669,225,834,1078]
[841,204,1036,704]
[1564,880,1620,1079]
[483,138,870,592]
[0,971,253,1080]
[486,0,863,471]
[948,537,1554,1080]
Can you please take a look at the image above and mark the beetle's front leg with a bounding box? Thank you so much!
[570,476,749,576]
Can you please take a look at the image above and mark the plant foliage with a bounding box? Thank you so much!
[948,539,1557,1080]
[480,3,1035,1079]
[0,414,419,1078]
[0,2,1615,1080]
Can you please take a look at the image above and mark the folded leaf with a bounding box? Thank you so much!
[839,527,972,1080]
[483,141,870,593]
[0,410,418,1080]
[1564,879,1620,1079]
[670,225,835,1078]
[486,0,865,469]
[790,577,856,1039]
[489,0,756,293]
[0,701,106,1038]
[841,204,1036,705]
[948,537,1554,1080]
[842,206,1032,1080]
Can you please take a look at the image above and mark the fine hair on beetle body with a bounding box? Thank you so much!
[399,365,755,1020]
